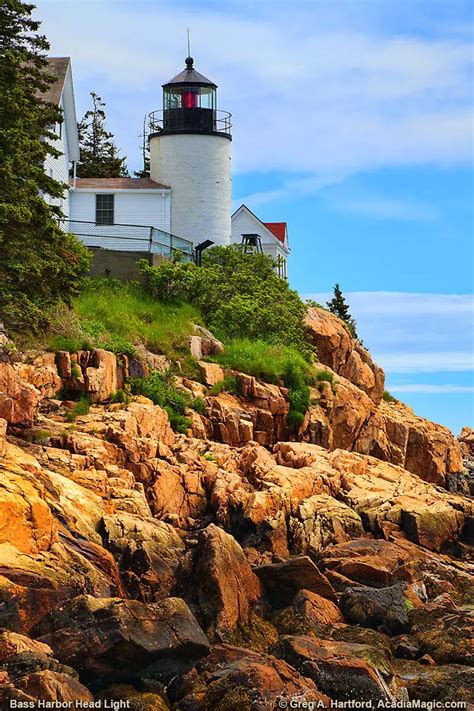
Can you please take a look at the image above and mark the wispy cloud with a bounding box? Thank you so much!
[34,0,474,177]
[323,194,439,222]
[389,384,474,393]
[302,291,474,375]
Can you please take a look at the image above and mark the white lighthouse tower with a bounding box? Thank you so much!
[149,56,232,247]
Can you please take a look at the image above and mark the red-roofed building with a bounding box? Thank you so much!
[231,205,290,277]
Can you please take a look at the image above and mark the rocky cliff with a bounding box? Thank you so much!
[0,308,472,708]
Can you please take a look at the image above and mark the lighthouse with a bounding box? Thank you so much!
[148,56,232,247]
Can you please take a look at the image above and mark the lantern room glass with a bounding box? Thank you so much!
[163,85,216,111]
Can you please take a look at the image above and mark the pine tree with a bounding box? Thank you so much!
[0,0,90,332]
[327,283,358,338]
[134,114,150,178]
[76,92,129,178]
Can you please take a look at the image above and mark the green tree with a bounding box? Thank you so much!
[0,0,90,332]
[140,245,312,356]
[133,114,150,178]
[76,92,128,178]
[326,283,358,338]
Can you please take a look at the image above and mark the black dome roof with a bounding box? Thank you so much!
[163,57,217,88]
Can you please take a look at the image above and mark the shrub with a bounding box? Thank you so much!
[383,390,398,403]
[71,363,82,379]
[111,388,131,406]
[66,395,90,422]
[140,246,312,355]
[192,396,206,414]
[313,368,337,394]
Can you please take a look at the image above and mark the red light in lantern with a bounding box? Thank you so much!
[183,90,198,108]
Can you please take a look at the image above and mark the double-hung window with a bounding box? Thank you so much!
[95,194,114,225]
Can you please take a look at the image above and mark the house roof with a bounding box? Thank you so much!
[72,177,170,190]
[263,222,287,244]
[39,57,70,105]
[232,204,289,249]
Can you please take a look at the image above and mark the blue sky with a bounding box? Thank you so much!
[36,0,473,434]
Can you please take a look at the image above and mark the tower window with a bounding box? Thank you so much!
[95,194,114,225]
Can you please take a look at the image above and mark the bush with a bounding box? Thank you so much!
[211,339,311,428]
[66,395,90,422]
[383,390,398,403]
[140,246,311,355]
[313,369,337,394]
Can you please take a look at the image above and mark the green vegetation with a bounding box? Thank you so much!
[211,339,312,429]
[111,387,131,406]
[140,246,311,355]
[0,1,90,333]
[130,370,203,433]
[208,375,242,396]
[327,283,358,339]
[77,92,128,178]
[383,390,398,403]
[314,368,337,394]
[43,278,201,358]
[66,395,91,422]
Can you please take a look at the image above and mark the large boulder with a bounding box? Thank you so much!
[305,306,384,403]
[33,595,210,684]
[340,583,414,635]
[191,524,263,639]
[101,512,185,601]
[255,556,337,608]
[174,643,329,710]
[275,635,398,702]
[0,363,40,426]
[355,401,463,486]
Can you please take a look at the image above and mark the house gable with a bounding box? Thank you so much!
[231,204,289,254]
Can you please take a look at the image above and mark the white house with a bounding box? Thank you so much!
[41,57,80,217]
[231,204,290,277]
[41,56,290,274]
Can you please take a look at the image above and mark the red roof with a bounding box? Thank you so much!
[263,222,287,244]
[71,177,169,190]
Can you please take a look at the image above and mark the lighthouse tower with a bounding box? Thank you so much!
[149,57,232,247]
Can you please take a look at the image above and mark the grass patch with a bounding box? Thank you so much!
[43,278,201,359]
[211,339,312,428]
[313,368,337,394]
[208,374,242,396]
[383,390,398,403]
[66,395,90,422]
[111,387,131,406]
[130,370,203,433]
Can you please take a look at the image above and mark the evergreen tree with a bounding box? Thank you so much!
[0,0,90,332]
[327,283,358,338]
[134,114,150,178]
[76,92,128,178]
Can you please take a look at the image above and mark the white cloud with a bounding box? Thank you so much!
[389,384,474,393]
[323,194,438,222]
[302,292,474,375]
[375,352,474,373]
[34,1,474,178]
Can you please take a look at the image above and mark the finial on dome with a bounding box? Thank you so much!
[185,56,194,69]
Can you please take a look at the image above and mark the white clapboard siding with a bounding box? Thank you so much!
[43,99,70,217]
[69,191,171,233]
[231,207,289,258]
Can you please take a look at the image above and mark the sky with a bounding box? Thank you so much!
[35,0,474,434]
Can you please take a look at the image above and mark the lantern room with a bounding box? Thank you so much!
[159,57,231,137]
